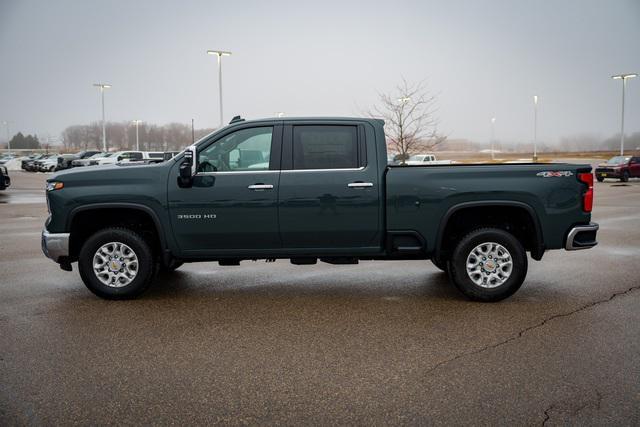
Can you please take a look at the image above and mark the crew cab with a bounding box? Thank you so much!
[42,117,598,302]
[595,155,640,182]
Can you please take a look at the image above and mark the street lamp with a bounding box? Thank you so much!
[131,120,142,151]
[491,117,496,161]
[206,50,232,128]
[93,83,111,151]
[533,95,538,162]
[611,73,637,156]
[1,121,11,153]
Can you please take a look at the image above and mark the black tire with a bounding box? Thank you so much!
[621,171,629,182]
[160,260,183,272]
[78,227,155,299]
[596,176,604,182]
[448,228,528,302]
[431,257,448,273]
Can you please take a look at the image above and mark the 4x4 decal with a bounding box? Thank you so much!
[536,171,574,177]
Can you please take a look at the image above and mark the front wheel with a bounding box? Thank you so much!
[596,176,604,182]
[621,171,629,182]
[78,227,155,299]
[448,228,528,302]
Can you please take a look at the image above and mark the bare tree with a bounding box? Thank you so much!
[370,79,446,162]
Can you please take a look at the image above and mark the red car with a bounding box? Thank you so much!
[595,155,640,182]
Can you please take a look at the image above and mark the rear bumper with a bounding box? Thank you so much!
[565,223,599,250]
[41,229,70,262]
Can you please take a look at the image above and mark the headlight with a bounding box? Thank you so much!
[46,181,64,191]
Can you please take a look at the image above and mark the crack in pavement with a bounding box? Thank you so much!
[541,404,554,426]
[540,389,602,426]
[425,285,640,375]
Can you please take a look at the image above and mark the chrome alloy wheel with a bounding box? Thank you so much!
[93,242,139,287]
[465,242,513,288]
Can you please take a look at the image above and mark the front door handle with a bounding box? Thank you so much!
[347,182,373,188]
[248,184,274,191]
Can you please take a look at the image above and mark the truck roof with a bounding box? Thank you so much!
[225,116,385,127]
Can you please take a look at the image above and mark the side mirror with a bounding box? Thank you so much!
[178,148,195,188]
[117,156,123,161]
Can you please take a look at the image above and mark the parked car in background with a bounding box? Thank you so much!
[91,151,147,166]
[0,165,10,190]
[29,154,59,172]
[58,150,102,170]
[123,151,183,166]
[405,154,454,165]
[39,155,62,172]
[595,156,640,182]
[0,154,17,166]
[22,154,45,170]
[71,152,108,167]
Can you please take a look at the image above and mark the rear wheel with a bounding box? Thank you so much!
[78,227,155,299]
[448,228,527,302]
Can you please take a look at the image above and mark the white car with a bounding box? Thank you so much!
[95,151,147,166]
[39,156,61,172]
[405,154,454,165]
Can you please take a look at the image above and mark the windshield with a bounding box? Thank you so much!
[607,156,630,164]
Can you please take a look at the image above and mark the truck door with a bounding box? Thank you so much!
[630,157,640,177]
[277,122,381,251]
[167,124,282,254]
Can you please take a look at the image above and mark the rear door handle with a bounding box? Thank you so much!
[248,184,274,191]
[347,182,373,188]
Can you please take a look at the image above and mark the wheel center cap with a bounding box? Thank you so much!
[109,259,123,272]
[484,260,497,271]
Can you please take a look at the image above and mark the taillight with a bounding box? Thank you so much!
[578,172,593,212]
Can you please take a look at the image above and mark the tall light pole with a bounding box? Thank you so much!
[1,121,11,153]
[131,120,142,151]
[533,95,538,162]
[491,117,496,161]
[93,83,111,151]
[206,50,232,128]
[612,73,637,156]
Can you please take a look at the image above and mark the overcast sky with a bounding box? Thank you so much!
[1,0,639,144]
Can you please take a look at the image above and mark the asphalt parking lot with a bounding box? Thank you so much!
[1,169,639,425]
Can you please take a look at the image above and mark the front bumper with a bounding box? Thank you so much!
[41,229,70,262]
[595,170,621,179]
[565,223,599,250]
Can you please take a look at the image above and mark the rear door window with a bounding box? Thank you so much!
[292,125,358,170]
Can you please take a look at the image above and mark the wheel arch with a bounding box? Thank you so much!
[67,203,167,259]
[435,200,545,261]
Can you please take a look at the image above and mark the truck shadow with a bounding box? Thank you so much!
[144,267,465,302]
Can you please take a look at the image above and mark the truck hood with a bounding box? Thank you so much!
[49,162,170,184]
[597,163,624,168]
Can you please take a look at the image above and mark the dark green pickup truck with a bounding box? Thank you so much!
[42,117,598,301]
